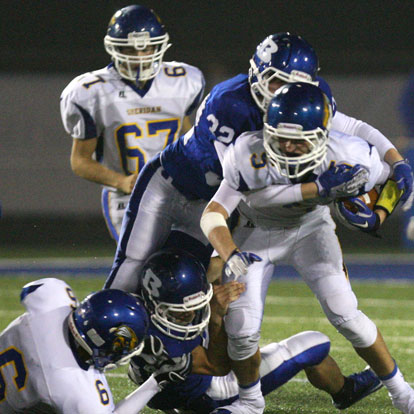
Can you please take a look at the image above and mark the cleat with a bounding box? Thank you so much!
[332,367,383,409]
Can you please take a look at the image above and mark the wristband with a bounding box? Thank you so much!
[200,212,227,238]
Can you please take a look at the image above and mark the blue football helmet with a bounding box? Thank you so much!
[317,76,337,116]
[104,5,171,82]
[69,289,149,371]
[263,82,332,179]
[249,33,319,112]
[140,248,213,340]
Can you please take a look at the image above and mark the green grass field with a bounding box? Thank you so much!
[1,275,413,413]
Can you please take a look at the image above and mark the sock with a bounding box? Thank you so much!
[380,364,410,397]
[239,378,264,405]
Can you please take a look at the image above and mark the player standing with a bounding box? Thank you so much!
[200,83,414,414]
[60,5,204,241]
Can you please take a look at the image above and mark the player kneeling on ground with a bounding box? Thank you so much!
[128,248,382,413]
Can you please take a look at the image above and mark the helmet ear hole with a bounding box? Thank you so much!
[140,248,213,340]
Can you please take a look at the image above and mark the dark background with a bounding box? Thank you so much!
[1,1,413,255]
[2,0,414,76]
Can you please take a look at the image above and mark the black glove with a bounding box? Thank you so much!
[128,335,169,385]
[153,352,193,389]
[128,334,192,389]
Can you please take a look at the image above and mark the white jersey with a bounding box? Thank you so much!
[60,62,205,193]
[0,278,115,414]
[219,129,390,227]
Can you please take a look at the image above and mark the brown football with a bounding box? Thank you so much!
[341,188,379,213]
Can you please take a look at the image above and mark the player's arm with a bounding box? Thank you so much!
[114,375,160,414]
[332,112,413,204]
[336,180,404,235]
[191,281,245,376]
[246,163,370,209]
[201,183,262,281]
[70,138,137,194]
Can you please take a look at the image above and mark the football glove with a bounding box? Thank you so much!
[223,249,262,281]
[337,197,380,236]
[315,162,369,198]
[128,335,169,385]
[392,159,413,210]
[153,352,193,389]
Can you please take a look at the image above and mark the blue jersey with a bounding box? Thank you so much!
[135,323,213,411]
[161,74,263,200]
[160,74,334,201]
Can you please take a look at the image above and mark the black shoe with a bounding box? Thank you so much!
[332,367,383,409]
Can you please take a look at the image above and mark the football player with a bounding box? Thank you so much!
[60,5,205,241]
[200,83,413,414]
[127,247,382,414]
[105,32,369,294]
[105,33,391,411]
[0,278,191,413]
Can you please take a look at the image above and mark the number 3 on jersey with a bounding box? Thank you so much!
[0,347,27,401]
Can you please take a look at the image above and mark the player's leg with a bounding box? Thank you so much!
[213,243,273,414]
[258,330,380,409]
[104,157,183,292]
[292,215,414,413]
[101,188,130,242]
[208,331,333,408]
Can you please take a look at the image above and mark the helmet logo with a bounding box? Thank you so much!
[112,326,138,352]
[108,11,120,27]
[183,291,205,306]
[257,37,278,63]
[143,269,162,298]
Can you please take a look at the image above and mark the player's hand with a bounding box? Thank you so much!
[139,335,168,366]
[223,249,262,281]
[153,352,193,389]
[210,281,246,317]
[315,162,369,198]
[392,159,413,211]
[128,335,169,385]
[337,197,380,235]
[120,173,138,194]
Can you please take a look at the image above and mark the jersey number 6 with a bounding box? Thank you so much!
[0,347,27,401]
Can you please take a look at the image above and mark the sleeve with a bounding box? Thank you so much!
[185,69,205,116]
[114,375,160,414]
[20,278,78,314]
[331,111,395,159]
[60,79,98,139]
[221,143,241,190]
[210,179,244,217]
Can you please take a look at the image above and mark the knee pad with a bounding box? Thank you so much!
[336,311,378,348]
[227,331,261,361]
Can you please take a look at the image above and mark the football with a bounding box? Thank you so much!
[339,187,379,213]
